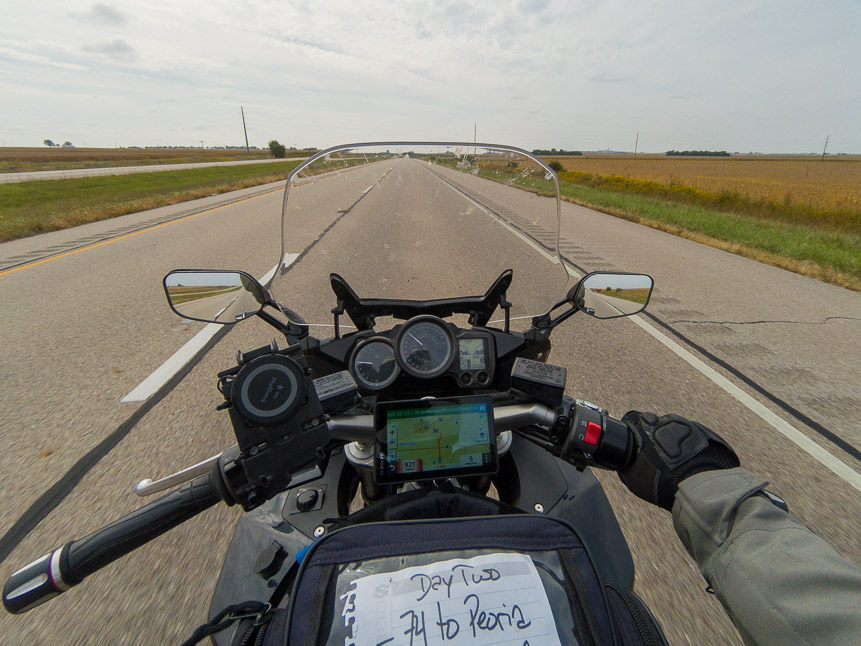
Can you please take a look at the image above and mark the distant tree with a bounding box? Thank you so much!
[62,141,74,147]
[666,150,730,157]
[548,160,564,172]
[532,149,582,156]
[43,139,56,147]
[268,140,286,158]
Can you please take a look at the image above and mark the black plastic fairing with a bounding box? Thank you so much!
[330,270,513,331]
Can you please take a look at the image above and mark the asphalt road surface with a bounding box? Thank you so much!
[0,157,304,183]
[172,288,259,324]
[0,158,859,644]
[582,291,645,318]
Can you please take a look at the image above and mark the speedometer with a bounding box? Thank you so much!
[395,316,455,378]
[351,338,399,390]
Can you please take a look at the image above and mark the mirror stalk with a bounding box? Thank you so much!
[531,298,578,332]
[257,306,309,342]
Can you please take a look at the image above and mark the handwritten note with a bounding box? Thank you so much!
[339,553,563,646]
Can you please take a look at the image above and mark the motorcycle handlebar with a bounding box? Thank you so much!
[3,400,633,615]
[2,473,221,615]
[327,401,634,472]
[326,402,557,442]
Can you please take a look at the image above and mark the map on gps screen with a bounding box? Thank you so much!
[385,403,492,476]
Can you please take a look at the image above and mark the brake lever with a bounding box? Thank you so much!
[135,453,223,497]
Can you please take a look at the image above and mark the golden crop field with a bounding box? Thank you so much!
[546,154,861,214]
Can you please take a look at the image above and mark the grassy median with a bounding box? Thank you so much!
[0,161,301,242]
[0,147,309,172]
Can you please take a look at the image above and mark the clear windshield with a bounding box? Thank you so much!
[272,143,570,330]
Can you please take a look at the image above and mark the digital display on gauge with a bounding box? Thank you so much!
[458,338,487,371]
[374,396,497,484]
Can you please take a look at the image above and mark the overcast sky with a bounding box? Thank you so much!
[1,0,859,152]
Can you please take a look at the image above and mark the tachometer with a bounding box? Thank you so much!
[396,316,455,378]
[351,338,399,390]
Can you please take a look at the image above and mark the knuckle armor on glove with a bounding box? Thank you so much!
[619,411,740,511]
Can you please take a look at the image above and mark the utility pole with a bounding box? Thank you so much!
[821,135,829,162]
[199,140,205,150]
[241,106,250,154]
[474,122,477,156]
[634,132,639,159]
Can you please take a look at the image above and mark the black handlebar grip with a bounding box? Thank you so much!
[593,416,635,471]
[3,474,220,614]
[562,402,636,472]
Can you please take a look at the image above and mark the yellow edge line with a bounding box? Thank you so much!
[0,188,282,278]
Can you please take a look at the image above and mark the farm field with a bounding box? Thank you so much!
[447,154,861,291]
[0,147,308,173]
[545,154,861,216]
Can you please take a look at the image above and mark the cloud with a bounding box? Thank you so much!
[590,71,628,83]
[516,0,550,13]
[0,46,88,71]
[74,3,127,25]
[82,39,136,62]
[415,22,431,40]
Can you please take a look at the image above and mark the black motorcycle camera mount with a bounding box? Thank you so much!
[215,340,331,511]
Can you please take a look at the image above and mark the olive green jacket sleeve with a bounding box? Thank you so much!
[672,468,861,646]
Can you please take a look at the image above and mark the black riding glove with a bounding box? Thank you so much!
[619,411,740,511]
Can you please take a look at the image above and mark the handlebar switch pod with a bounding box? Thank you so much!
[561,400,635,471]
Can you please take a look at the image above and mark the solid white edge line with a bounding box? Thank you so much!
[120,325,222,403]
[121,254,300,403]
[429,164,861,492]
[627,315,861,493]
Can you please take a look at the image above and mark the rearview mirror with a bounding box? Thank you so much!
[163,270,269,324]
[568,272,654,319]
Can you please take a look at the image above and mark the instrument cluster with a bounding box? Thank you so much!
[348,315,495,392]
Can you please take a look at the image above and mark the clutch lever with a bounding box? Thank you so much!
[135,453,223,497]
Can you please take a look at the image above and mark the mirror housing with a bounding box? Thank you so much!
[568,271,654,319]
[163,270,270,324]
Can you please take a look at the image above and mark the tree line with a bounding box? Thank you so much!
[533,148,583,155]
[665,150,730,157]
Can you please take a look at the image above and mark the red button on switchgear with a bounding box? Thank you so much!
[584,421,601,445]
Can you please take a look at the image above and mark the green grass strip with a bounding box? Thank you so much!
[558,182,860,279]
[0,161,300,242]
[459,164,860,290]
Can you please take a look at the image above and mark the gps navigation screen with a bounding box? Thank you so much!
[374,397,497,483]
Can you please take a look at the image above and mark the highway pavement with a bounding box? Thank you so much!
[0,157,858,644]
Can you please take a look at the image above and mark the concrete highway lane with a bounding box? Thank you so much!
[0,157,858,645]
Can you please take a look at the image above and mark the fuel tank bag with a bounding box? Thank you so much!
[277,514,667,646]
